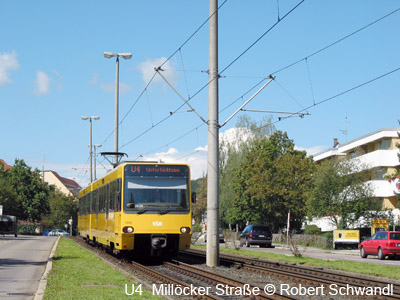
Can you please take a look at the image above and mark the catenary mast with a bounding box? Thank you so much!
[206,0,220,267]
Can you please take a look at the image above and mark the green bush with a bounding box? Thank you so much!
[304,225,322,235]
[18,224,40,235]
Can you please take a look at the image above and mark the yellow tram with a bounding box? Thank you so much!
[78,162,195,257]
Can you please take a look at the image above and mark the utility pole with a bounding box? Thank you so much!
[104,52,132,167]
[206,0,220,267]
[82,116,100,183]
[93,144,102,181]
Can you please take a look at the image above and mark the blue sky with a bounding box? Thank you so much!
[1,0,399,187]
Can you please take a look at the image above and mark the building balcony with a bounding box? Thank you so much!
[368,179,396,198]
[349,149,399,169]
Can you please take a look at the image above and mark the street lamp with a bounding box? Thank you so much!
[82,116,100,183]
[93,144,102,180]
[103,51,132,167]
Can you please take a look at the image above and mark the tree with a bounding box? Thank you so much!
[0,164,20,216]
[219,115,276,228]
[307,159,374,229]
[231,131,314,231]
[43,187,77,229]
[7,159,50,222]
[192,176,207,224]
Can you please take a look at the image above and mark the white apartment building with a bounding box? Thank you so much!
[311,128,400,231]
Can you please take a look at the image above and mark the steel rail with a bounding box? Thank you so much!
[180,249,400,300]
[165,261,298,300]
[130,260,221,300]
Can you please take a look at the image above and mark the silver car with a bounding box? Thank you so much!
[49,229,70,236]
[204,228,224,243]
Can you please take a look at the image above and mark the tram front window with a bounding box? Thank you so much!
[124,177,189,212]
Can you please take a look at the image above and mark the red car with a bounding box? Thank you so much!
[360,231,400,260]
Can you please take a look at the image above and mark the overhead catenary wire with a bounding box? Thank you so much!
[98,1,233,156]
[127,5,398,159]
[258,66,400,129]
[142,66,400,160]
[134,77,272,157]
[219,0,305,75]
[122,0,305,151]
[272,6,400,75]
[106,3,398,164]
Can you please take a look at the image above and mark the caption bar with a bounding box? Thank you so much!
[125,283,394,297]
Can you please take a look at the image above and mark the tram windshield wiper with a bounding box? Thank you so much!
[135,203,165,214]
[158,209,173,215]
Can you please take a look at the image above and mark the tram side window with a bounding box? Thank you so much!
[109,182,118,212]
[83,195,88,215]
[80,195,87,215]
[89,192,93,214]
[114,179,121,211]
[99,186,106,213]
[92,190,98,214]
[106,184,111,212]
[110,179,121,212]
[87,194,90,214]
[79,196,84,215]
[109,181,116,212]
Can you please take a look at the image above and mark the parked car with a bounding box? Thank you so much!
[204,228,225,243]
[239,224,272,248]
[360,231,400,260]
[49,229,70,236]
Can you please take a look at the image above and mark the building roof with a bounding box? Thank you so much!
[314,128,400,161]
[0,159,12,170]
[45,170,81,196]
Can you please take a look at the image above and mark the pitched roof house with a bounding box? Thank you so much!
[42,171,81,197]
[0,159,13,170]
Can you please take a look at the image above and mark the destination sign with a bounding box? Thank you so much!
[124,164,188,177]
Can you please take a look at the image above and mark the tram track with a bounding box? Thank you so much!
[179,249,400,300]
[72,237,400,299]
[73,237,298,299]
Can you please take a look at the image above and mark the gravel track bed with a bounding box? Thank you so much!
[71,237,368,299]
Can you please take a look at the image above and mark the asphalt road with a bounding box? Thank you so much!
[0,235,57,300]
[195,234,400,266]
[247,244,400,266]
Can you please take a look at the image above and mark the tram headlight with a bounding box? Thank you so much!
[180,227,191,234]
[123,226,134,233]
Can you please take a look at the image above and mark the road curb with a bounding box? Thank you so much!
[33,236,60,300]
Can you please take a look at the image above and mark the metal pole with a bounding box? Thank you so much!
[89,118,93,183]
[206,0,219,267]
[93,144,102,181]
[93,145,97,181]
[114,56,120,167]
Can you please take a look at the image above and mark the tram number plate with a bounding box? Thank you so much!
[153,221,163,226]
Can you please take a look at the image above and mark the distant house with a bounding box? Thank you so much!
[42,171,81,197]
[0,159,13,170]
[311,128,400,231]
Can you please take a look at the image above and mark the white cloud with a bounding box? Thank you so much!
[195,146,207,152]
[295,145,328,157]
[52,69,63,91]
[89,73,100,85]
[100,82,114,92]
[138,57,177,86]
[92,72,131,94]
[34,71,51,95]
[100,81,131,93]
[0,51,19,86]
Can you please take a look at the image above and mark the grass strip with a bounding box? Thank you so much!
[193,245,400,281]
[43,238,160,300]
